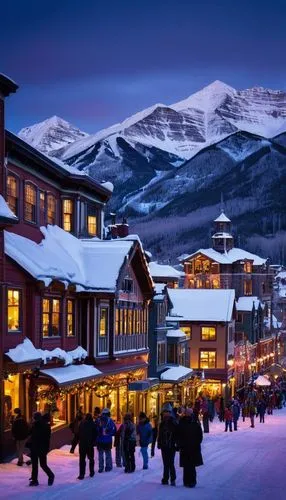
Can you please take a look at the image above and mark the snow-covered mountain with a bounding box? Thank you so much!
[18,115,88,154]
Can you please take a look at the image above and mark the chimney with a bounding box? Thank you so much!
[116,217,129,238]
[0,74,18,199]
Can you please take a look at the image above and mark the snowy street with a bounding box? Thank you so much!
[1,408,286,500]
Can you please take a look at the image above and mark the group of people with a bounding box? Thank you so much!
[67,403,203,488]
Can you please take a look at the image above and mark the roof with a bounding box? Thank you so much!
[167,289,235,322]
[160,366,193,382]
[166,328,186,338]
[5,338,87,366]
[212,232,233,239]
[183,247,266,266]
[0,73,18,97]
[0,195,18,223]
[4,225,144,292]
[149,261,182,279]
[214,212,231,223]
[236,296,262,312]
[40,364,102,387]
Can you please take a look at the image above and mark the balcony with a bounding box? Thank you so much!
[114,333,148,354]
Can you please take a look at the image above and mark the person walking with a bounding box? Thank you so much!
[201,397,209,433]
[11,408,29,466]
[28,412,54,487]
[157,403,178,486]
[151,415,158,458]
[137,412,152,470]
[77,413,97,480]
[224,404,233,432]
[257,399,266,423]
[96,408,116,472]
[69,406,84,453]
[177,408,203,488]
[114,422,125,468]
[231,398,240,431]
[122,413,136,473]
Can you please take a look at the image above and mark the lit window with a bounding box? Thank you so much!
[99,308,108,336]
[212,279,220,289]
[8,289,21,331]
[42,298,60,337]
[7,175,18,215]
[4,374,20,430]
[47,194,56,224]
[244,280,252,296]
[62,199,73,232]
[115,308,120,335]
[180,326,191,339]
[24,183,37,222]
[244,261,252,273]
[201,326,216,341]
[39,191,46,225]
[87,215,97,236]
[67,300,75,336]
[37,385,67,428]
[200,350,216,369]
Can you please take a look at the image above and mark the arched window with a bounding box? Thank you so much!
[47,194,56,224]
[7,175,18,216]
[24,183,37,223]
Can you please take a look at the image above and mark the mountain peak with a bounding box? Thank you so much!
[18,115,89,154]
[171,80,236,113]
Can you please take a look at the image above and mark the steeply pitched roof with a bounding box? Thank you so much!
[167,289,235,322]
[214,211,231,223]
[183,247,266,266]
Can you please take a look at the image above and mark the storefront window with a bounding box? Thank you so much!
[8,289,21,331]
[4,374,20,430]
[37,385,67,428]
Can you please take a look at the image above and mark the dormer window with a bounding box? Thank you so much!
[24,183,37,223]
[123,278,133,293]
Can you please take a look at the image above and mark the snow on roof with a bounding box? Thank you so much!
[236,296,262,312]
[101,181,114,192]
[0,195,18,221]
[183,247,266,266]
[154,283,166,295]
[40,364,102,386]
[212,232,233,239]
[149,261,182,279]
[167,289,235,322]
[4,225,134,291]
[160,366,193,382]
[214,212,231,223]
[5,338,87,366]
[166,328,186,338]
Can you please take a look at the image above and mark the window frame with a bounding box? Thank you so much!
[200,326,217,341]
[42,297,61,338]
[39,190,46,226]
[62,198,74,233]
[199,349,217,369]
[66,299,76,337]
[99,306,109,337]
[7,288,22,333]
[24,181,37,224]
[180,326,192,339]
[157,342,166,366]
[7,173,19,217]
[47,193,57,225]
[87,204,98,237]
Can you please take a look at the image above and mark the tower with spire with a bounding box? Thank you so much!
[212,196,233,253]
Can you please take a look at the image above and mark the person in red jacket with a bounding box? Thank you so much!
[224,405,233,432]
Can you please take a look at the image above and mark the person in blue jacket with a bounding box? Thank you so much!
[136,412,152,470]
[96,408,116,472]
[231,398,241,431]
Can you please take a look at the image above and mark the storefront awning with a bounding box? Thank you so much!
[39,364,102,387]
[128,378,159,391]
[160,366,193,383]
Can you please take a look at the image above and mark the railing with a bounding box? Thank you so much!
[98,336,108,355]
[114,333,148,353]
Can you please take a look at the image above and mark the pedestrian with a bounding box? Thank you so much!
[151,415,158,457]
[219,396,225,422]
[114,422,125,468]
[69,406,84,453]
[122,413,136,473]
[257,399,266,423]
[77,413,97,480]
[137,412,152,470]
[224,404,233,432]
[231,398,240,431]
[28,412,54,487]
[93,406,101,421]
[249,404,256,428]
[201,397,209,433]
[177,408,203,488]
[11,408,29,466]
[96,408,116,472]
[157,403,178,486]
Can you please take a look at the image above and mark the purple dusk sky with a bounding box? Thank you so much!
[2,0,286,134]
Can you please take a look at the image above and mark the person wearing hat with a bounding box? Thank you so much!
[11,408,29,466]
[136,412,152,470]
[157,403,178,486]
[28,412,55,487]
[122,413,137,473]
[96,408,116,472]
[177,407,203,488]
[77,413,98,480]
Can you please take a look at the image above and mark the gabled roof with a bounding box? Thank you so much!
[236,296,262,312]
[167,289,235,322]
[183,247,266,266]
[149,261,183,279]
[4,225,153,294]
[214,212,231,223]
